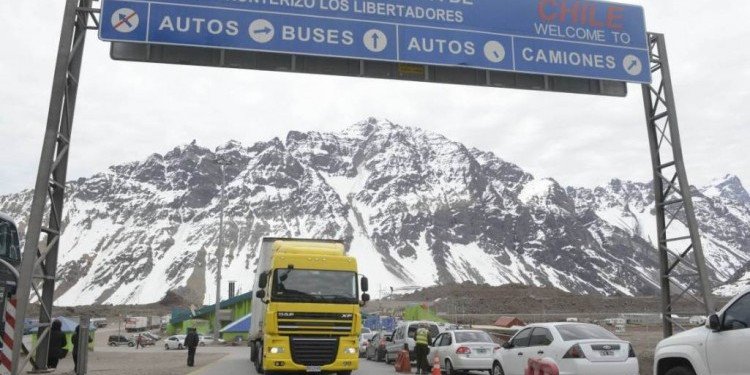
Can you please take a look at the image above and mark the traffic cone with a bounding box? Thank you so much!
[431,354,441,375]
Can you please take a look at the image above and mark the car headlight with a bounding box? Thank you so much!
[344,347,358,354]
[270,347,285,354]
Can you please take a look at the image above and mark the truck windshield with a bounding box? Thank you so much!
[271,269,358,304]
[0,216,20,263]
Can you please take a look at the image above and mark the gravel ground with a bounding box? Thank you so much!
[21,324,233,375]
[31,350,227,375]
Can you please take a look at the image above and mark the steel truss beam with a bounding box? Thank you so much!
[10,1,98,373]
[641,33,715,337]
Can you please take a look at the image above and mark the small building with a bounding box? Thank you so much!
[493,316,525,328]
[167,291,252,335]
[220,313,251,343]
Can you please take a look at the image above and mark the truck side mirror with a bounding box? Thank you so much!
[708,314,721,331]
[361,293,370,302]
[255,290,266,299]
[257,272,268,288]
[361,276,369,292]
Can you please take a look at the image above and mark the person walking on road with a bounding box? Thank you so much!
[414,323,432,375]
[184,328,200,367]
[136,333,142,349]
[47,319,68,369]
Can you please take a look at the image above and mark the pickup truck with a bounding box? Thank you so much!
[653,287,750,375]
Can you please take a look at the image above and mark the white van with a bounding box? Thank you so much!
[384,321,442,363]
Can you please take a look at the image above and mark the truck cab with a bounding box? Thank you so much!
[250,238,369,375]
[654,288,750,375]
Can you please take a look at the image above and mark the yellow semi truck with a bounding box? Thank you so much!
[249,238,370,375]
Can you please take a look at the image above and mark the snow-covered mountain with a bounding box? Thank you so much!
[2,118,749,305]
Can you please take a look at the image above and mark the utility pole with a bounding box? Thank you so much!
[212,155,232,338]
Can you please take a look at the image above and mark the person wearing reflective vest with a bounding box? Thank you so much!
[415,323,431,375]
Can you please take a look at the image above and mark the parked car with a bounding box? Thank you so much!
[654,287,750,375]
[359,332,376,357]
[164,335,186,350]
[385,321,443,364]
[132,334,155,346]
[366,331,393,362]
[430,330,499,375]
[143,331,161,341]
[491,322,638,375]
[198,335,225,346]
[108,335,134,347]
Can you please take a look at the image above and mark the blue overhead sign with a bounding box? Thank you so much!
[100,0,650,83]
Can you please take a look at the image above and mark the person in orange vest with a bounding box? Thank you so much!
[415,323,432,375]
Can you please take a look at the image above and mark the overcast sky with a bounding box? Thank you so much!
[1,1,749,196]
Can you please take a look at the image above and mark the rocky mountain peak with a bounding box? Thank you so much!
[2,119,749,305]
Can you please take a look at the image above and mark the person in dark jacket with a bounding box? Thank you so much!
[47,319,67,369]
[184,328,200,366]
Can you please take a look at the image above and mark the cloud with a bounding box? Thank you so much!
[1,1,749,195]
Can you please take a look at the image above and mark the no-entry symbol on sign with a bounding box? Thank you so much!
[111,8,139,33]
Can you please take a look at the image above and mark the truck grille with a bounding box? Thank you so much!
[290,337,339,366]
[277,312,353,335]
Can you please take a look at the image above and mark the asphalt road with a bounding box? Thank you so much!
[191,353,488,375]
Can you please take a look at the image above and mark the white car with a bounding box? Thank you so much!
[359,332,376,357]
[491,322,638,375]
[429,330,499,375]
[654,287,750,375]
[198,335,225,346]
[164,335,186,350]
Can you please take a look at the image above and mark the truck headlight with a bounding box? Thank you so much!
[344,347,357,354]
[270,347,285,354]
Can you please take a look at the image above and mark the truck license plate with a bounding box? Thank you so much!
[306,366,322,372]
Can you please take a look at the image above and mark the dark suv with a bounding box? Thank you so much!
[108,335,134,347]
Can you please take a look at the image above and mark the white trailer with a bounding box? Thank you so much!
[124,316,148,332]
[149,316,161,329]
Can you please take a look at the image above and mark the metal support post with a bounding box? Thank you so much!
[11,1,99,373]
[641,33,715,337]
[76,316,90,375]
[213,156,232,338]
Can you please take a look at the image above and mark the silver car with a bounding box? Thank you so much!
[429,330,499,375]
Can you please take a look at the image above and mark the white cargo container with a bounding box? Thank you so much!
[124,316,148,332]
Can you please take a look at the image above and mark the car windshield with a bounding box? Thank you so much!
[271,269,357,303]
[556,324,619,341]
[455,331,493,343]
[407,324,440,338]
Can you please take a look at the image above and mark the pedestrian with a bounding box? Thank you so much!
[136,333,142,349]
[414,323,431,375]
[47,319,68,369]
[184,328,199,367]
[71,325,92,373]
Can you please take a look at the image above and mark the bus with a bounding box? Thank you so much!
[0,212,21,267]
[0,212,21,341]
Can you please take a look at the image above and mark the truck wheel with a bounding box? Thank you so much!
[665,367,696,375]
[254,342,264,374]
